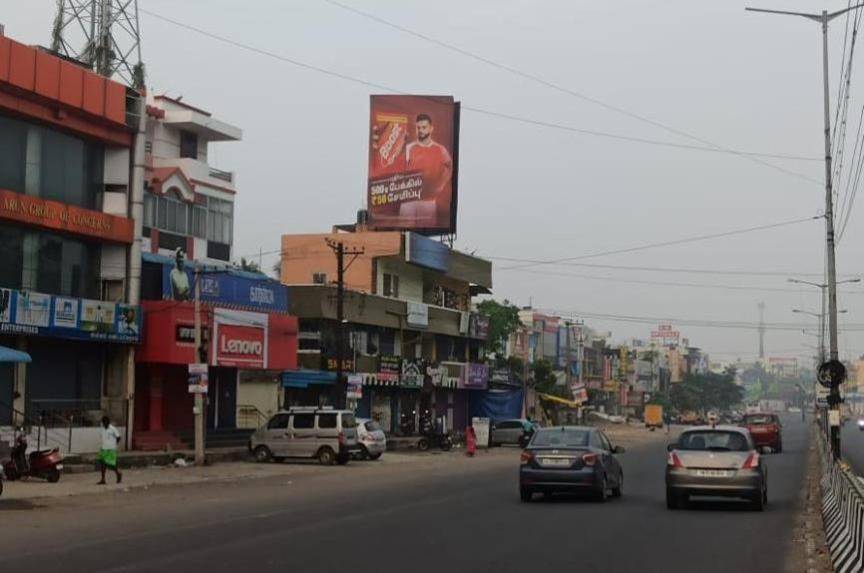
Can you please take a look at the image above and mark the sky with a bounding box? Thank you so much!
[6,0,864,365]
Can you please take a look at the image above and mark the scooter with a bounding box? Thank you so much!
[3,429,63,483]
[417,415,453,452]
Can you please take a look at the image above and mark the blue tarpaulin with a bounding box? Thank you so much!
[469,389,524,422]
[281,370,336,389]
[0,345,31,363]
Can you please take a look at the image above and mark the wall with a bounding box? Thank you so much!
[376,258,423,302]
[236,378,280,429]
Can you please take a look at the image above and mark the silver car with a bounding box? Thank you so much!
[250,407,360,465]
[665,425,767,511]
[355,418,387,460]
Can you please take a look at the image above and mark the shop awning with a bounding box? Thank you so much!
[538,393,582,408]
[0,345,31,363]
[281,370,336,389]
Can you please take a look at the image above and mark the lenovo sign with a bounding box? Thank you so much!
[215,324,266,368]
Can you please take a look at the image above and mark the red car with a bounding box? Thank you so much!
[743,413,782,453]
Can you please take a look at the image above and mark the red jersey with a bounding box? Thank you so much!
[406,140,452,198]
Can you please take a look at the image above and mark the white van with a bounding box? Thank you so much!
[249,407,360,465]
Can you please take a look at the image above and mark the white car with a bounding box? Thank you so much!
[355,418,386,460]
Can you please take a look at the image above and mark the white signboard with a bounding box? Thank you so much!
[16,291,50,327]
[472,417,490,448]
[52,297,79,328]
[347,374,363,399]
[407,302,429,328]
[829,409,841,427]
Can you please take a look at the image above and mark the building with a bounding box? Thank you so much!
[280,228,492,435]
[132,96,298,449]
[0,34,141,450]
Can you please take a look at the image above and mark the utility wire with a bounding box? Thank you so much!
[140,7,822,185]
[319,0,823,179]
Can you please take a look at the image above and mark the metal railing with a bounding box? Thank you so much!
[208,167,234,183]
[0,400,72,454]
[236,404,269,429]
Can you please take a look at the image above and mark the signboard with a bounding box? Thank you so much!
[471,417,490,448]
[406,301,429,328]
[818,360,847,389]
[0,288,140,343]
[405,233,450,273]
[401,359,425,388]
[816,385,830,406]
[188,363,209,394]
[0,189,134,244]
[571,383,588,403]
[367,95,460,234]
[148,253,288,313]
[651,323,680,344]
[468,314,490,340]
[324,358,355,372]
[212,308,268,369]
[461,363,489,390]
[347,374,363,399]
[378,355,401,383]
[426,364,448,387]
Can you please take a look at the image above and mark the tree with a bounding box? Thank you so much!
[666,371,745,414]
[477,299,522,356]
[237,257,260,273]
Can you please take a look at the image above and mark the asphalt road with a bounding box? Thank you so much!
[1,417,810,573]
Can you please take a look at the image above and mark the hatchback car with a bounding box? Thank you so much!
[355,418,386,460]
[666,426,767,511]
[519,426,625,502]
[250,407,360,465]
[490,419,537,447]
[742,413,782,452]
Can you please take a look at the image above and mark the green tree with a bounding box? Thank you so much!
[477,299,522,355]
[236,257,260,273]
[532,358,560,394]
[667,371,744,414]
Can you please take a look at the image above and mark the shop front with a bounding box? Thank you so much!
[135,300,297,442]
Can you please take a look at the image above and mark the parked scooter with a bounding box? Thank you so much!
[417,414,453,452]
[3,428,63,483]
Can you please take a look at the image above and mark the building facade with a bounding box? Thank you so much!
[0,34,140,449]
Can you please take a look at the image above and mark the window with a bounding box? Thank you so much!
[180,130,198,159]
[267,413,290,430]
[318,414,337,429]
[364,421,382,432]
[0,226,23,290]
[532,429,589,448]
[678,431,749,452]
[383,273,399,297]
[32,232,100,298]
[341,413,357,429]
[498,421,521,430]
[599,433,613,452]
[292,413,315,429]
[206,197,233,245]
[192,205,207,238]
[143,193,156,229]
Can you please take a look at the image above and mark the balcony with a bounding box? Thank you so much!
[152,157,236,194]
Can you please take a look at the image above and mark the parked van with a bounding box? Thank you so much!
[249,407,360,465]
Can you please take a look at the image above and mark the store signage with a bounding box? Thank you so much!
[468,314,490,340]
[406,301,429,328]
[175,324,210,345]
[427,364,448,386]
[461,363,488,389]
[378,355,401,382]
[214,324,266,368]
[0,189,134,244]
[401,359,424,388]
[571,384,588,403]
[324,357,355,372]
[0,288,140,343]
[347,374,363,399]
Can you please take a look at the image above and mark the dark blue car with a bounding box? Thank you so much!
[519,426,625,502]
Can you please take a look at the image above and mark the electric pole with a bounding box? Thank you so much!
[747,4,864,460]
[193,267,205,466]
[326,239,364,409]
[757,302,765,360]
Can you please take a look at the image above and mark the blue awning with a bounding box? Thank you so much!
[0,345,31,363]
[281,370,337,389]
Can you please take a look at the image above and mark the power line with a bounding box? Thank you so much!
[140,7,823,185]
[320,0,824,180]
[498,215,821,271]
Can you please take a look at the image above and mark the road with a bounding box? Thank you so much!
[1,417,809,573]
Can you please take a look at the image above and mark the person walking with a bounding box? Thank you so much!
[465,426,477,457]
[98,416,123,485]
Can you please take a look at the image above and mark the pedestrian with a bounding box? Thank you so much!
[465,425,476,457]
[98,416,122,485]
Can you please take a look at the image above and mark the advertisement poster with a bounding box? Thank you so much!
[188,363,209,394]
[367,95,460,234]
[212,308,269,369]
[0,289,11,323]
[81,300,116,334]
[401,359,425,388]
[52,297,79,329]
[116,304,140,336]
[16,291,50,327]
[347,374,363,400]
[378,355,401,383]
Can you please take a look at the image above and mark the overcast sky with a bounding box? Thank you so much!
[7,0,864,364]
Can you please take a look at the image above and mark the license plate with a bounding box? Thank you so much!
[55,464,63,470]
[540,458,571,467]
[695,469,732,478]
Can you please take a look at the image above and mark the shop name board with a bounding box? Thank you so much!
[401,359,424,388]
[0,288,140,343]
[406,302,429,328]
[0,189,134,244]
[214,324,266,368]
[462,363,489,389]
[324,358,355,372]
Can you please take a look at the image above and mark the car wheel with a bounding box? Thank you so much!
[520,486,533,503]
[45,468,61,483]
[317,447,336,466]
[358,445,370,460]
[440,438,453,452]
[596,476,608,502]
[666,489,684,510]
[751,490,765,511]
[417,438,430,452]
[611,472,623,498]
[368,452,382,460]
[253,445,272,463]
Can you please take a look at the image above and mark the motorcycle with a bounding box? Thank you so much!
[417,414,453,452]
[3,429,63,483]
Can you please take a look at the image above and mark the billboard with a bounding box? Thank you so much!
[367,95,460,234]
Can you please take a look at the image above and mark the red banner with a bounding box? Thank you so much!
[215,324,266,369]
[367,95,459,234]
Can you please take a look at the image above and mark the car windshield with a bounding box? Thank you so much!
[679,431,749,452]
[364,421,381,432]
[341,413,358,429]
[744,415,775,425]
[531,429,589,448]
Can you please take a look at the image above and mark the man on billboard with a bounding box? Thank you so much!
[367,95,458,233]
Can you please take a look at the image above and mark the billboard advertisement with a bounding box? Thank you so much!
[212,308,268,369]
[367,95,460,234]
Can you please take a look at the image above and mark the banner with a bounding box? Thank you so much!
[378,355,402,383]
[212,308,268,369]
[401,359,425,388]
[0,288,140,343]
[367,95,460,234]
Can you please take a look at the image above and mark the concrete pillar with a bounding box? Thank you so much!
[12,337,27,426]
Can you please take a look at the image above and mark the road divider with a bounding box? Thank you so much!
[820,429,864,572]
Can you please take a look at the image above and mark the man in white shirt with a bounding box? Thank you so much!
[98,416,123,485]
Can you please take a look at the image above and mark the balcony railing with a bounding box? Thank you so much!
[209,167,234,183]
